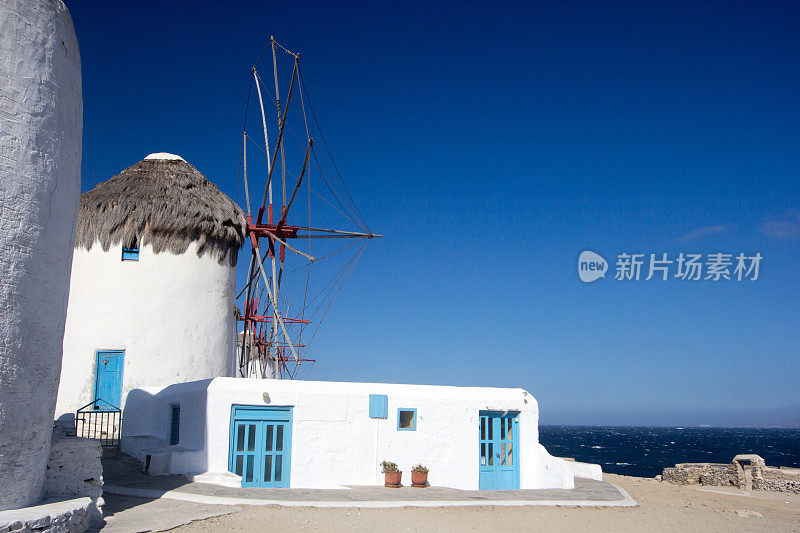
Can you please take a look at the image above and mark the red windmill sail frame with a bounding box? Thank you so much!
[238,37,380,380]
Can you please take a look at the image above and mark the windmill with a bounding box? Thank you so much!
[237,37,381,379]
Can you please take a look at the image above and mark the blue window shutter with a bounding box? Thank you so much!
[369,395,388,418]
[170,405,180,445]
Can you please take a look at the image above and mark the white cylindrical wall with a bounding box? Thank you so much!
[0,0,82,510]
[56,242,237,417]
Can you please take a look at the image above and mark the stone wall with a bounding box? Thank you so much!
[699,464,738,487]
[754,467,800,494]
[663,455,800,493]
[0,497,91,533]
[44,423,104,522]
[662,463,736,486]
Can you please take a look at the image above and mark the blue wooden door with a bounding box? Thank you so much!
[261,420,289,486]
[231,421,259,486]
[479,411,520,489]
[94,351,124,409]
[229,406,292,487]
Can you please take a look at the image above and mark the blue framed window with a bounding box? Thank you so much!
[369,394,388,418]
[169,404,180,445]
[122,236,139,261]
[397,408,417,431]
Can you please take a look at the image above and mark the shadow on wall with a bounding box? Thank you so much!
[95,382,214,527]
[56,412,75,427]
[121,381,213,476]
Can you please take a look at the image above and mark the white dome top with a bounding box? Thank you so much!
[144,152,185,161]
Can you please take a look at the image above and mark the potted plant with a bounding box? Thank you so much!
[381,460,402,488]
[411,464,429,488]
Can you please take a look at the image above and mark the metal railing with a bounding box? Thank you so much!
[76,399,122,447]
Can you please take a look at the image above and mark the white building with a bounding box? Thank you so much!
[0,0,82,510]
[55,155,598,494]
[121,378,600,490]
[55,154,245,418]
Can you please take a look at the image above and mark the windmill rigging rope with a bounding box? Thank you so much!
[252,68,367,233]
[261,63,368,232]
[236,76,255,205]
[308,186,364,229]
[300,240,368,323]
[301,240,370,349]
[244,132,269,155]
[251,45,371,234]
[235,233,361,301]
[310,149,368,231]
[299,67,371,232]
[239,38,378,378]
[252,70,364,231]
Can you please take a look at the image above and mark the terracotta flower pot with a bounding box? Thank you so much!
[385,471,402,488]
[411,470,428,488]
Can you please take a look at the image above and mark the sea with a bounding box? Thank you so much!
[538,426,800,478]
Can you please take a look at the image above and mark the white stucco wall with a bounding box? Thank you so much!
[122,378,574,490]
[0,0,81,510]
[56,241,237,417]
[563,459,603,480]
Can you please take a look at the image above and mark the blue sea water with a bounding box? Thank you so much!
[538,426,800,478]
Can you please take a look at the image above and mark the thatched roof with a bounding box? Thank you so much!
[76,153,245,266]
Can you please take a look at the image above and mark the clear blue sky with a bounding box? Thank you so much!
[69,1,799,427]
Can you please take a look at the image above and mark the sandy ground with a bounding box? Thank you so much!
[170,474,800,533]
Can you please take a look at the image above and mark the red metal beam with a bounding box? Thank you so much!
[247,220,300,241]
[241,315,309,324]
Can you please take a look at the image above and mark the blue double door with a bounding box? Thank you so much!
[229,406,293,487]
[94,350,124,409]
[479,411,520,490]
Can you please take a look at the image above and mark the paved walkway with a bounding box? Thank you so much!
[102,451,636,509]
[94,495,238,533]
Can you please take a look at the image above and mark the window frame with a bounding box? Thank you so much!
[122,236,139,261]
[396,407,417,431]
